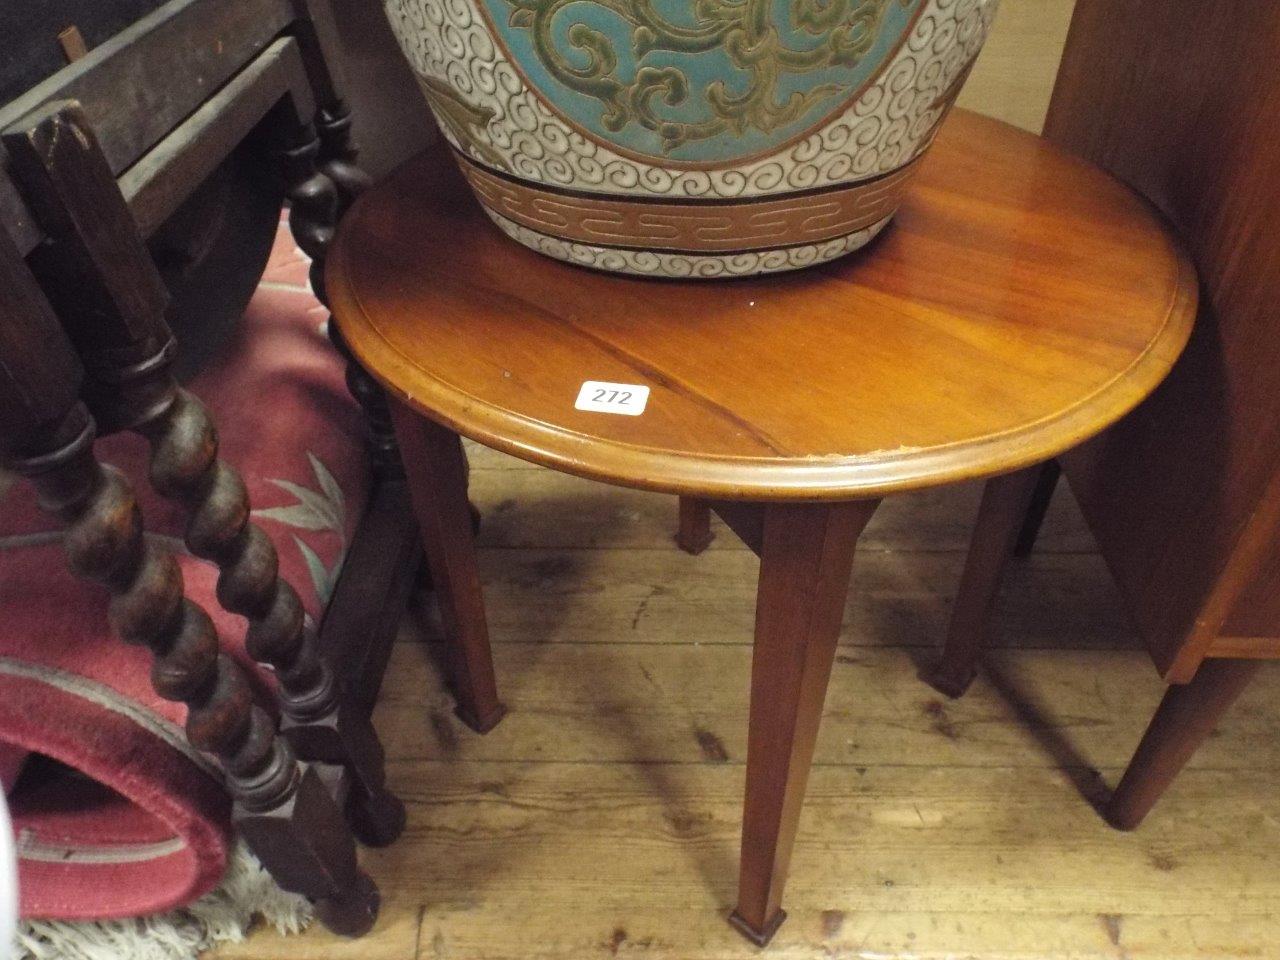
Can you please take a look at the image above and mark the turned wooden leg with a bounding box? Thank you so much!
[1107,658,1263,831]
[316,101,375,213]
[924,465,1045,699]
[1013,459,1061,557]
[676,497,714,554]
[278,109,404,481]
[392,404,505,733]
[730,499,879,946]
[271,117,405,839]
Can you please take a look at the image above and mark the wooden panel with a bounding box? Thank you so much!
[1207,636,1280,662]
[0,0,294,254]
[119,40,313,239]
[1221,523,1280,639]
[1045,3,1280,680]
[118,38,314,237]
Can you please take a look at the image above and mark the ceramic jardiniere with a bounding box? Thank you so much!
[383,0,999,278]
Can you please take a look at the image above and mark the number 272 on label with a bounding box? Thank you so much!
[575,381,650,416]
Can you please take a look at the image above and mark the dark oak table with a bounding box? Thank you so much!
[328,110,1197,945]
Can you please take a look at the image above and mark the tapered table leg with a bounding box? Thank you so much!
[1107,658,1263,830]
[1013,460,1061,557]
[676,496,714,554]
[730,499,879,946]
[924,465,1045,698]
[391,404,506,733]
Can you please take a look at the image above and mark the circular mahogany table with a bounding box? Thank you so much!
[329,110,1196,946]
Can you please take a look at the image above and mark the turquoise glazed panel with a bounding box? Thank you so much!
[479,0,924,164]
[383,0,998,277]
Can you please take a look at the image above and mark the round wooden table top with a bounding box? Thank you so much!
[329,111,1197,501]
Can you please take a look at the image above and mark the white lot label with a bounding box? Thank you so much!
[574,381,650,416]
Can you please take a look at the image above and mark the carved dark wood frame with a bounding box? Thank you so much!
[0,0,424,935]
[0,222,379,934]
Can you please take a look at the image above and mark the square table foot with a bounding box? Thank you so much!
[675,529,714,555]
[676,497,714,555]
[728,908,786,947]
[455,702,507,734]
[920,663,977,700]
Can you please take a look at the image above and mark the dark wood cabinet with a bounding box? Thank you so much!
[1045,2,1280,681]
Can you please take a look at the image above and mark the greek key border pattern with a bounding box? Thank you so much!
[458,154,918,253]
[484,209,894,278]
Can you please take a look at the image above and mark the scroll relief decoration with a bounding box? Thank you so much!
[384,0,996,198]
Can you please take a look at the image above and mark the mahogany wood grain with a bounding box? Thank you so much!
[1106,659,1265,831]
[391,403,506,734]
[926,465,1046,698]
[1044,1,1280,682]
[329,110,1197,503]
[925,1,1280,835]
[732,499,879,944]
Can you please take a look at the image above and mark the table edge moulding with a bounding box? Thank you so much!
[327,111,1197,502]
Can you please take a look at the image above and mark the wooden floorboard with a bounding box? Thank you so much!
[214,449,1280,959]
[370,644,1280,772]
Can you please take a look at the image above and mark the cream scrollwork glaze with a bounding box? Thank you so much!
[382,0,996,276]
